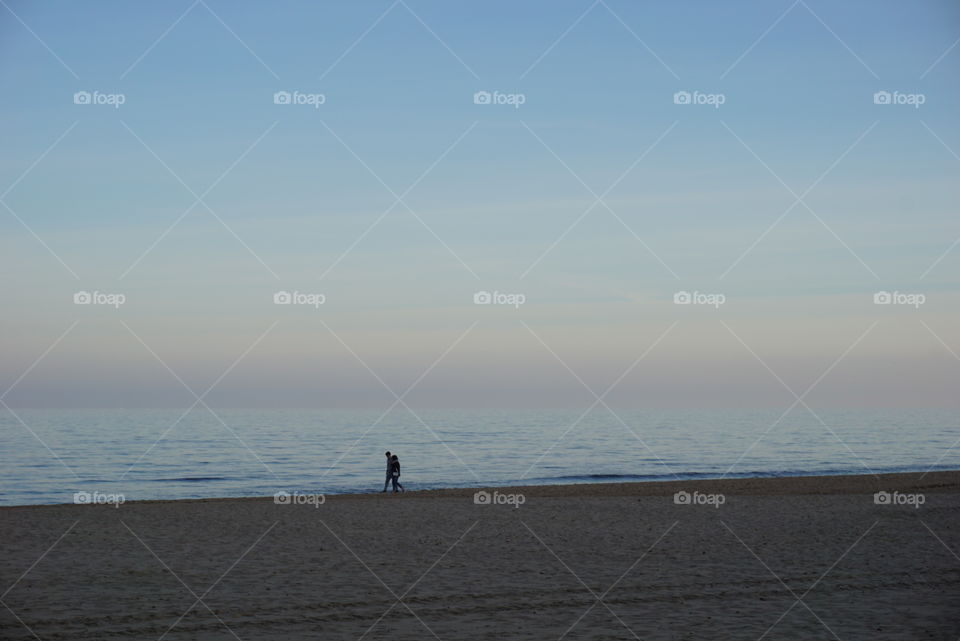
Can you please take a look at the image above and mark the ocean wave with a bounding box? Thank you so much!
[148,476,233,482]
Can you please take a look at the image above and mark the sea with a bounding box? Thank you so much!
[1,408,956,506]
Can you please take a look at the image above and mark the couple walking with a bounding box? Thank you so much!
[381,451,404,493]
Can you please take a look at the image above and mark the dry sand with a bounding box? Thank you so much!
[1,471,958,640]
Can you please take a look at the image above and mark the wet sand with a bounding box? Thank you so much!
[1,471,958,640]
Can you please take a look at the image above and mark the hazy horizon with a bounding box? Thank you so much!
[2,0,959,409]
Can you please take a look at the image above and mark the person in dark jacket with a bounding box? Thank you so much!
[390,454,404,493]
[381,451,392,492]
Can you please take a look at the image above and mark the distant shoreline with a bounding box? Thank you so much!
[5,469,957,510]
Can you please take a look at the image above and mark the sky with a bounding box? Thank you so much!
[1,0,958,409]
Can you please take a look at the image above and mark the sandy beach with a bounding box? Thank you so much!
[2,471,958,640]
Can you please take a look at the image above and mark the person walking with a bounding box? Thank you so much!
[381,451,392,493]
[390,454,404,493]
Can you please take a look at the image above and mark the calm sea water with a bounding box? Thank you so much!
[1,409,956,506]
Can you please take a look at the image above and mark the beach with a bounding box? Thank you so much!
[2,471,958,640]
[4,2,957,639]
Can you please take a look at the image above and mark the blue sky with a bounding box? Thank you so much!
[1,0,958,408]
